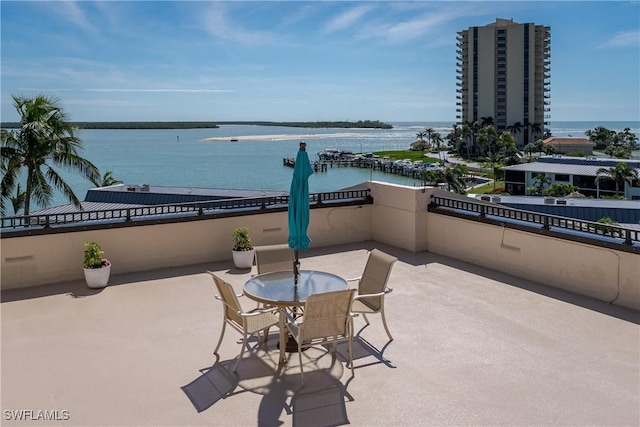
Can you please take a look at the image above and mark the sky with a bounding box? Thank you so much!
[1,1,639,123]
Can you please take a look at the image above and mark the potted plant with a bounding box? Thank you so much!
[232,227,255,269]
[83,241,112,288]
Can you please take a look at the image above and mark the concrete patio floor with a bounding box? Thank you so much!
[1,241,638,426]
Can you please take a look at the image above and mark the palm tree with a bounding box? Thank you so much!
[424,127,437,151]
[507,121,523,135]
[1,94,99,215]
[90,170,123,188]
[415,130,428,153]
[443,164,467,194]
[445,123,464,156]
[461,122,473,158]
[529,122,542,145]
[507,121,523,147]
[483,151,503,192]
[420,169,445,188]
[477,125,498,158]
[9,182,26,214]
[529,173,551,196]
[432,133,444,161]
[522,118,532,148]
[595,162,639,197]
[480,116,494,127]
[585,126,616,150]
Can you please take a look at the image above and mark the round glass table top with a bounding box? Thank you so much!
[243,270,348,306]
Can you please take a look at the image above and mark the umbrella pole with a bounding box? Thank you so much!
[294,250,300,285]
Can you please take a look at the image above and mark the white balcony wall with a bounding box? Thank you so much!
[1,183,638,311]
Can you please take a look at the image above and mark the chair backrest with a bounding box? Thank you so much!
[300,289,355,341]
[255,244,294,274]
[208,272,243,325]
[358,249,397,311]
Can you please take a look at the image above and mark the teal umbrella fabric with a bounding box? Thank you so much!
[288,142,314,279]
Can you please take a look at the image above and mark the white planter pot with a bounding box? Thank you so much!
[232,249,255,269]
[84,264,112,288]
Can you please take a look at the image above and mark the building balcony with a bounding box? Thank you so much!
[1,183,638,426]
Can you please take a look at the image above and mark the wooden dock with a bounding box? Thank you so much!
[283,158,328,172]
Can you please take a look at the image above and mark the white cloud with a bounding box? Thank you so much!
[599,30,640,48]
[50,0,96,34]
[198,3,277,46]
[322,5,376,34]
[85,89,234,93]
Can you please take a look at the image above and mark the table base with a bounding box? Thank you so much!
[277,334,310,353]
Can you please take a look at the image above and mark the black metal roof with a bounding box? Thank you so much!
[84,184,287,206]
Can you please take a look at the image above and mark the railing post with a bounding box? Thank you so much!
[624,229,632,245]
[126,208,131,222]
[543,216,550,230]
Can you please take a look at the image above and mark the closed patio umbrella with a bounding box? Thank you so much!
[288,141,314,285]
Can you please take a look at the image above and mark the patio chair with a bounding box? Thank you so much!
[208,272,280,372]
[284,289,356,386]
[255,244,294,274]
[347,249,397,341]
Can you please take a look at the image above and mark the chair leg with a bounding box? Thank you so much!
[213,321,227,356]
[362,313,370,325]
[234,332,248,372]
[298,339,305,387]
[262,327,270,344]
[348,330,355,378]
[380,309,393,341]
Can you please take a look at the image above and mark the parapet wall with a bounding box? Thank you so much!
[2,182,637,311]
[1,204,372,290]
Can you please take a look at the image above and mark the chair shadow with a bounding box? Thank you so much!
[181,335,279,413]
[329,325,395,370]
[181,357,239,413]
[182,334,356,426]
[287,371,354,427]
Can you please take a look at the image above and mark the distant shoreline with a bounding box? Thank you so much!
[0,120,393,130]
[202,132,369,142]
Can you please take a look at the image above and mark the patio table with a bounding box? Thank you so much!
[243,270,348,363]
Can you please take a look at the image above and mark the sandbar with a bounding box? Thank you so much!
[201,132,368,142]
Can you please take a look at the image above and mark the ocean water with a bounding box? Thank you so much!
[15,121,640,210]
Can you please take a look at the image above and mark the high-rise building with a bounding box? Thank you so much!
[456,18,551,148]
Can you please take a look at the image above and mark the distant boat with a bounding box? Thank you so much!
[230,138,238,142]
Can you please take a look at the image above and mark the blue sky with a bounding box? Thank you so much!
[1,1,639,123]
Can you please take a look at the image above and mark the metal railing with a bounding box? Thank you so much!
[1,189,372,235]
[429,194,639,251]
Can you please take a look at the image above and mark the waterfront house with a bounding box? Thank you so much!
[543,137,595,155]
[503,155,640,198]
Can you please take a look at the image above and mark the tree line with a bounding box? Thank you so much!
[1,119,393,130]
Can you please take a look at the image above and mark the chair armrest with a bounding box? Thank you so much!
[214,291,244,300]
[345,276,362,283]
[241,306,279,317]
[353,287,392,300]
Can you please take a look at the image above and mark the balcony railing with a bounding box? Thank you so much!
[1,189,373,236]
[428,194,639,253]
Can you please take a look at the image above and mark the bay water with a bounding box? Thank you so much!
[25,121,640,210]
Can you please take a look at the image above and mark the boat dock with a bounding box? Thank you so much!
[283,158,328,172]
[283,155,431,179]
